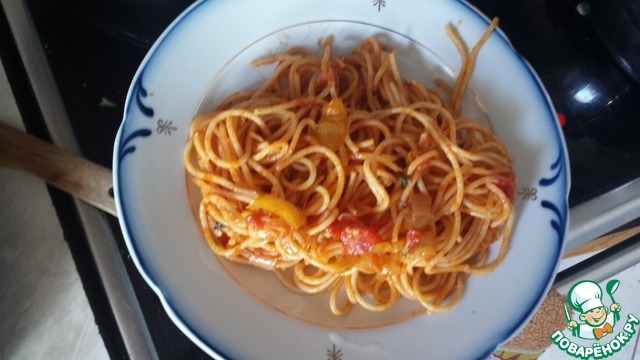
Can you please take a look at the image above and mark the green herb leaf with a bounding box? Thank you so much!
[398,172,408,189]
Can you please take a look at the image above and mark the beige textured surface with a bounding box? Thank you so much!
[502,289,570,353]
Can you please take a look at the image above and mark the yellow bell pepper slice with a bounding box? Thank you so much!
[247,194,306,230]
[316,98,347,151]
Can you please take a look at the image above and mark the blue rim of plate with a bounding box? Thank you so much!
[113,0,570,358]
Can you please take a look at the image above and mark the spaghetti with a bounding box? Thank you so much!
[184,18,515,315]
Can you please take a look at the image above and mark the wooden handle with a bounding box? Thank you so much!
[563,224,640,259]
[0,122,116,216]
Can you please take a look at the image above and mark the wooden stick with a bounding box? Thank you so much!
[563,224,640,259]
[0,122,116,216]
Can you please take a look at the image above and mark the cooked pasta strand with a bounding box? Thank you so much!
[184,18,514,316]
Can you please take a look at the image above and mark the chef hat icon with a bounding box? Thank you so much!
[568,280,605,313]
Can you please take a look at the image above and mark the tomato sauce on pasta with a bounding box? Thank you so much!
[184,18,514,315]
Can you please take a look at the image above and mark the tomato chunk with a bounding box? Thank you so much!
[403,228,436,258]
[491,170,515,201]
[406,229,424,252]
[246,213,269,230]
[328,217,382,255]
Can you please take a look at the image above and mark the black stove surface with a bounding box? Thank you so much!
[4,0,640,358]
[475,0,640,206]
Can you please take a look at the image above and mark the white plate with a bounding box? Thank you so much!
[113,0,570,359]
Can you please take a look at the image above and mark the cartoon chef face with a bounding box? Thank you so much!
[568,280,608,327]
[580,305,608,327]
